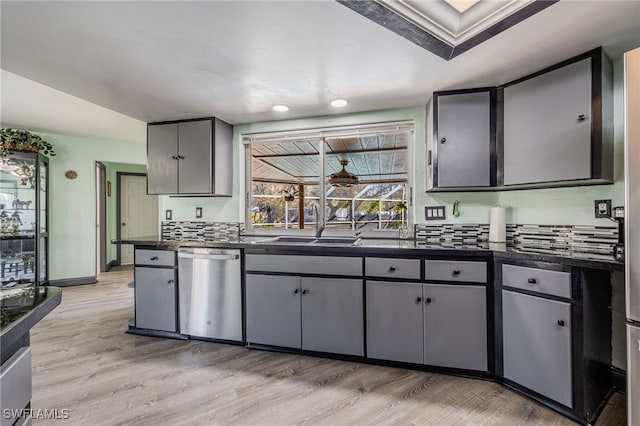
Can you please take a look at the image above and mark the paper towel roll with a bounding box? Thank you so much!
[489,206,506,243]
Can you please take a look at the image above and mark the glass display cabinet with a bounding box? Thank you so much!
[0,152,48,289]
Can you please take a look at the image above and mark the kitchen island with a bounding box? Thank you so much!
[114,236,622,425]
[1,286,62,425]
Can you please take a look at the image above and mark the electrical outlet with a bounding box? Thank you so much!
[425,206,446,220]
[165,209,172,220]
[594,199,611,218]
[195,207,203,218]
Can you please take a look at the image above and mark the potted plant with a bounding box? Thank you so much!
[0,128,56,157]
[282,185,299,202]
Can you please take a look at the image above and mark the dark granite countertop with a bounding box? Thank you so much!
[1,286,62,351]
[114,236,623,271]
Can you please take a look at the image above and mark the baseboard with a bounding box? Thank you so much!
[106,260,119,271]
[611,366,626,393]
[49,276,97,287]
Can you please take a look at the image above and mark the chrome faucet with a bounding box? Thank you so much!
[313,204,325,238]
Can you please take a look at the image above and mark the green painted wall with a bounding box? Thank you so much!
[103,162,147,264]
[34,132,146,281]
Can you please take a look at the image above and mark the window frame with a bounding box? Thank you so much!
[243,121,415,235]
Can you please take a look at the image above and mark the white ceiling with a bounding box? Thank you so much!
[1,0,639,130]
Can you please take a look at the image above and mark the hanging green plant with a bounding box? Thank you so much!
[0,128,56,157]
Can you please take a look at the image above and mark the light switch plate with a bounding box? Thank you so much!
[425,206,446,220]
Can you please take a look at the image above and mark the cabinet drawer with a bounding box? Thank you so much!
[425,260,487,283]
[135,249,176,267]
[502,264,571,299]
[246,255,362,276]
[366,258,420,280]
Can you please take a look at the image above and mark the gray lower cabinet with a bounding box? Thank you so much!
[366,280,487,370]
[366,281,423,364]
[134,267,177,332]
[245,274,302,349]
[245,274,364,356]
[301,277,364,356]
[424,284,487,371]
[434,89,492,188]
[0,347,31,426]
[147,118,232,195]
[502,289,573,407]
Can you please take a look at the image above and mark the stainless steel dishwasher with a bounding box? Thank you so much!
[178,248,242,341]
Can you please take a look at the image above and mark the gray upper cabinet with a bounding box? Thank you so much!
[434,89,494,188]
[147,118,233,195]
[503,48,613,187]
[147,123,178,194]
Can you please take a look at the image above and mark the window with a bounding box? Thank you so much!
[245,122,413,233]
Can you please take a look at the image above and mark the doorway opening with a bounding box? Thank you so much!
[117,173,158,265]
[95,162,107,275]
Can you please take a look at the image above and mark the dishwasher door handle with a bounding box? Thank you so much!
[178,253,239,261]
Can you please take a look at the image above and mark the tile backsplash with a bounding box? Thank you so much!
[415,223,619,257]
[162,221,244,242]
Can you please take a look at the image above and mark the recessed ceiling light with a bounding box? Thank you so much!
[272,104,290,112]
[330,99,348,108]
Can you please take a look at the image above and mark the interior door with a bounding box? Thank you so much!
[120,175,158,264]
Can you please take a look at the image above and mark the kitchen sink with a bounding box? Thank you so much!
[254,236,317,244]
[311,237,360,245]
[253,236,360,246]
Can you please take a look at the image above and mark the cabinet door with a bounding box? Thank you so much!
[301,277,364,356]
[366,281,423,364]
[504,58,592,185]
[424,284,487,371]
[436,91,491,187]
[503,290,573,407]
[178,120,212,194]
[134,267,177,332]
[245,274,301,349]
[147,123,178,194]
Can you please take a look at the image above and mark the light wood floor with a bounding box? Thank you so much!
[29,267,626,425]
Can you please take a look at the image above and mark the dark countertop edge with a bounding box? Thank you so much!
[492,251,623,271]
[113,239,623,271]
[1,287,62,350]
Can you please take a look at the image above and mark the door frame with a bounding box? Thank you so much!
[116,172,148,265]
[96,162,107,273]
